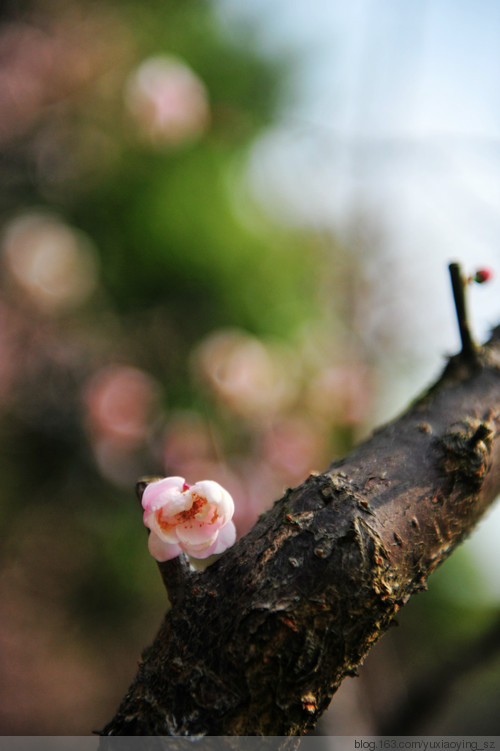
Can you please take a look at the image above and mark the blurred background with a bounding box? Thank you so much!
[0,0,500,736]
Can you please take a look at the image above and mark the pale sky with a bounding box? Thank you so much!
[217,0,500,355]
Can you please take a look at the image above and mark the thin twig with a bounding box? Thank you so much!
[448,261,477,363]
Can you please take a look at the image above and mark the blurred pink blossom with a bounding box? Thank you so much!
[125,55,209,146]
[2,212,98,311]
[142,476,235,561]
[193,329,296,420]
[262,415,327,483]
[85,365,159,446]
[0,13,124,144]
[162,411,216,472]
[307,365,372,425]
[232,461,285,536]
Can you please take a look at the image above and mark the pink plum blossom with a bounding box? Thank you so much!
[142,476,236,561]
[125,56,209,146]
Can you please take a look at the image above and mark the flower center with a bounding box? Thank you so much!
[175,493,206,523]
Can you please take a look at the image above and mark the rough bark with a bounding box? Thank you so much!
[101,326,500,737]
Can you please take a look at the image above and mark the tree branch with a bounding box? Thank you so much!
[448,261,478,364]
[100,323,500,737]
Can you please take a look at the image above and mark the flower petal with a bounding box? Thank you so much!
[183,541,217,559]
[213,520,236,553]
[184,521,236,559]
[148,531,182,561]
[141,476,185,513]
[176,521,218,548]
[148,511,180,543]
[190,480,234,525]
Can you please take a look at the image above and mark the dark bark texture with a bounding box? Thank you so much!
[101,327,500,737]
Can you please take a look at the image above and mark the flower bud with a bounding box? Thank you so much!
[473,268,493,284]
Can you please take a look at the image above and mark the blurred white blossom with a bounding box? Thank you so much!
[84,365,160,485]
[125,55,210,146]
[192,328,297,420]
[2,212,98,311]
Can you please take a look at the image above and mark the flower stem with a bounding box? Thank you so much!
[136,478,195,607]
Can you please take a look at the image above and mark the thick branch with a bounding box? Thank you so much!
[101,326,500,737]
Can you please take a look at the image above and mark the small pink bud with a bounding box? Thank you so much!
[473,268,493,284]
[182,482,191,491]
